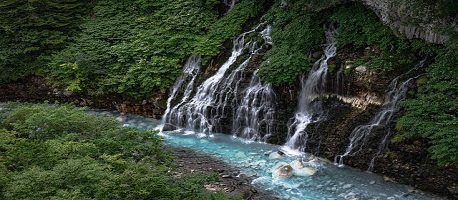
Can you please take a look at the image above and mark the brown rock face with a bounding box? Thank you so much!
[0,76,165,119]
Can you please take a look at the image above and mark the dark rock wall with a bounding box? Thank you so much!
[0,76,166,118]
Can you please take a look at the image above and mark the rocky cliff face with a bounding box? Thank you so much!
[353,0,455,44]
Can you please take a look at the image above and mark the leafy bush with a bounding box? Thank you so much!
[257,1,326,85]
[396,41,458,165]
[0,0,92,83]
[329,5,417,72]
[1,103,118,140]
[198,0,267,61]
[0,103,238,199]
[47,0,266,98]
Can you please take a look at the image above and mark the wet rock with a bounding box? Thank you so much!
[294,166,317,176]
[116,115,127,122]
[383,176,395,182]
[221,174,232,178]
[290,159,304,168]
[272,164,294,177]
[356,0,452,44]
[268,151,285,159]
[447,185,458,195]
[312,51,323,59]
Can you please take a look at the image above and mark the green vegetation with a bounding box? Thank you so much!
[396,31,458,165]
[0,103,241,199]
[256,1,457,166]
[257,1,330,85]
[329,5,434,72]
[0,0,266,98]
[0,0,92,82]
[49,0,263,97]
[256,2,430,85]
[48,0,219,97]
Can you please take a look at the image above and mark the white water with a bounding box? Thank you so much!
[89,110,442,200]
[232,71,276,142]
[161,55,201,127]
[165,23,272,135]
[285,28,337,151]
[224,0,239,10]
[336,60,426,169]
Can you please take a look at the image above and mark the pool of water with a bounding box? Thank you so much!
[89,110,443,200]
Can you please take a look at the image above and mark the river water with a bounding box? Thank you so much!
[88,110,442,200]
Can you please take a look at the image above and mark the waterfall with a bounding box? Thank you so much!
[285,28,337,151]
[231,25,274,142]
[161,55,201,127]
[224,0,239,10]
[336,59,426,169]
[165,23,272,134]
[232,71,276,142]
[335,64,345,95]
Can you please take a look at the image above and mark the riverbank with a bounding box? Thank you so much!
[167,146,279,200]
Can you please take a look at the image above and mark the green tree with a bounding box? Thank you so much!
[0,0,92,83]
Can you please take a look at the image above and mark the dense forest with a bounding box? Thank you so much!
[0,0,457,198]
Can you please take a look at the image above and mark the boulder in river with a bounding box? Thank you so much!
[268,151,285,159]
[289,158,317,176]
[272,162,294,178]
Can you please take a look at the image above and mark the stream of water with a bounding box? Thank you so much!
[89,110,442,200]
[164,22,273,136]
[335,59,427,169]
[285,27,337,151]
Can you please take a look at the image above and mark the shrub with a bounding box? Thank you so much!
[0,103,239,199]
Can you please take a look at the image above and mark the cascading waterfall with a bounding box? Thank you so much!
[232,71,276,142]
[285,28,337,151]
[165,23,272,134]
[335,59,426,169]
[93,110,441,200]
[161,55,201,127]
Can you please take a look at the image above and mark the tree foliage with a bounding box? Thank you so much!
[0,0,92,83]
[46,0,266,97]
[257,1,327,85]
[0,103,240,199]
